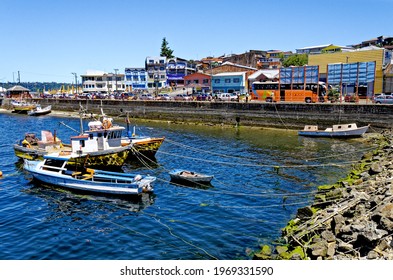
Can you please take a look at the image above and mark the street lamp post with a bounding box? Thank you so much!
[154,72,159,97]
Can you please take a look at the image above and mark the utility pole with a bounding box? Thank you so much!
[114,68,119,94]
[71,73,78,96]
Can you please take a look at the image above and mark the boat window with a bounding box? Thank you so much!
[45,159,66,168]
[104,132,108,138]
[80,140,85,147]
[348,125,352,128]
[337,126,342,129]
[89,133,93,139]
[97,133,102,138]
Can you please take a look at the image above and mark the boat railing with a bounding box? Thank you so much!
[93,173,135,184]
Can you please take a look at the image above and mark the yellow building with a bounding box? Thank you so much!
[308,48,385,93]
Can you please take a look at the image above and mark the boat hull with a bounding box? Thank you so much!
[123,137,165,158]
[28,105,52,116]
[298,125,369,138]
[14,144,131,169]
[169,169,214,184]
[23,160,155,196]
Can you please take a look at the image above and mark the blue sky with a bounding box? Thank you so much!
[1,0,392,83]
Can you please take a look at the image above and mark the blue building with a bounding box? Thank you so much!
[125,67,147,92]
[166,57,196,87]
[211,72,247,94]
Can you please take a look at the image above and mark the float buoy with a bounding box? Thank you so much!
[0,171,3,177]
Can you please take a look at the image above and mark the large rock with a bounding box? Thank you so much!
[369,162,383,175]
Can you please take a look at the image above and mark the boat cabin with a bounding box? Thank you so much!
[70,118,125,153]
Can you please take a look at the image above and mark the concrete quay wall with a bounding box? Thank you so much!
[4,98,393,129]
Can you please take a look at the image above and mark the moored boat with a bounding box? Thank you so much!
[169,169,214,184]
[23,154,156,196]
[28,105,52,116]
[14,117,132,169]
[11,99,37,114]
[298,123,369,138]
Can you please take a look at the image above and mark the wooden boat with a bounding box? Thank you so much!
[169,169,214,184]
[11,99,37,114]
[23,154,156,196]
[28,105,52,116]
[14,117,132,169]
[298,123,369,138]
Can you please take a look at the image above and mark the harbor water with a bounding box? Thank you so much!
[0,112,371,260]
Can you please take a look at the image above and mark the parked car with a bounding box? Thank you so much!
[156,94,172,101]
[174,94,192,101]
[373,94,393,104]
[139,94,154,100]
[196,94,212,101]
[344,94,358,103]
[217,93,238,101]
[122,92,137,100]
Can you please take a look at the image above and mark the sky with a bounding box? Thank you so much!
[1,0,392,83]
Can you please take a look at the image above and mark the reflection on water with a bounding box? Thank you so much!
[0,113,373,259]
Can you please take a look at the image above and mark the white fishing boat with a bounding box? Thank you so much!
[14,117,132,169]
[23,154,156,196]
[28,105,52,116]
[169,169,214,184]
[298,123,369,138]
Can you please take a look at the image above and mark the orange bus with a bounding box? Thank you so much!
[251,81,327,103]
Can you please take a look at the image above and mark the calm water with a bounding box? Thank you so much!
[0,112,370,260]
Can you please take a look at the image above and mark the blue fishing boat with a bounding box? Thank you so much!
[23,153,156,196]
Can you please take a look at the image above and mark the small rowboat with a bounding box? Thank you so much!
[169,169,214,184]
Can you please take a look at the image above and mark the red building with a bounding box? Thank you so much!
[184,73,211,93]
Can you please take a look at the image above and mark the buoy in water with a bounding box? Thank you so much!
[0,171,3,177]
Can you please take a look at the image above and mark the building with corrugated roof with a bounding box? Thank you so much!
[308,47,390,94]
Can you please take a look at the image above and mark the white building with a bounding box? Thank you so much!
[81,70,126,94]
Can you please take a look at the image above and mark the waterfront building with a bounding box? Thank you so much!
[7,85,31,98]
[124,67,147,92]
[184,72,211,94]
[81,70,125,94]
[211,72,247,94]
[308,47,391,94]
[145,56,167,93]
[166,57,196,88]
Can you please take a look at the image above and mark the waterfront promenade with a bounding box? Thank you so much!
[1,98,392,130]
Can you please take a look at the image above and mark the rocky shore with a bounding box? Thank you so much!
[255,130,393,260]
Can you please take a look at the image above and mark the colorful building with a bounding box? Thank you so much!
[145,56,167,90]
[166,57,196,87]
[308,47,389,94]
[184,73,211,93]
[125,67,147,91]
[211,72,247,94]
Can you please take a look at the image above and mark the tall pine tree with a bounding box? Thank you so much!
[160,37,174,58]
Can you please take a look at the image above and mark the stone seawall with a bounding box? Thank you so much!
[254,131,393,260]
[2,98,392,130]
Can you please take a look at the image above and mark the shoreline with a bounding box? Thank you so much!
[254,130,393,260]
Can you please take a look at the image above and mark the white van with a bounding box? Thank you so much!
[217,93,238,101]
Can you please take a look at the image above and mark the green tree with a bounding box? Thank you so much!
[160,37,174,58]
[282,54,308,67]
